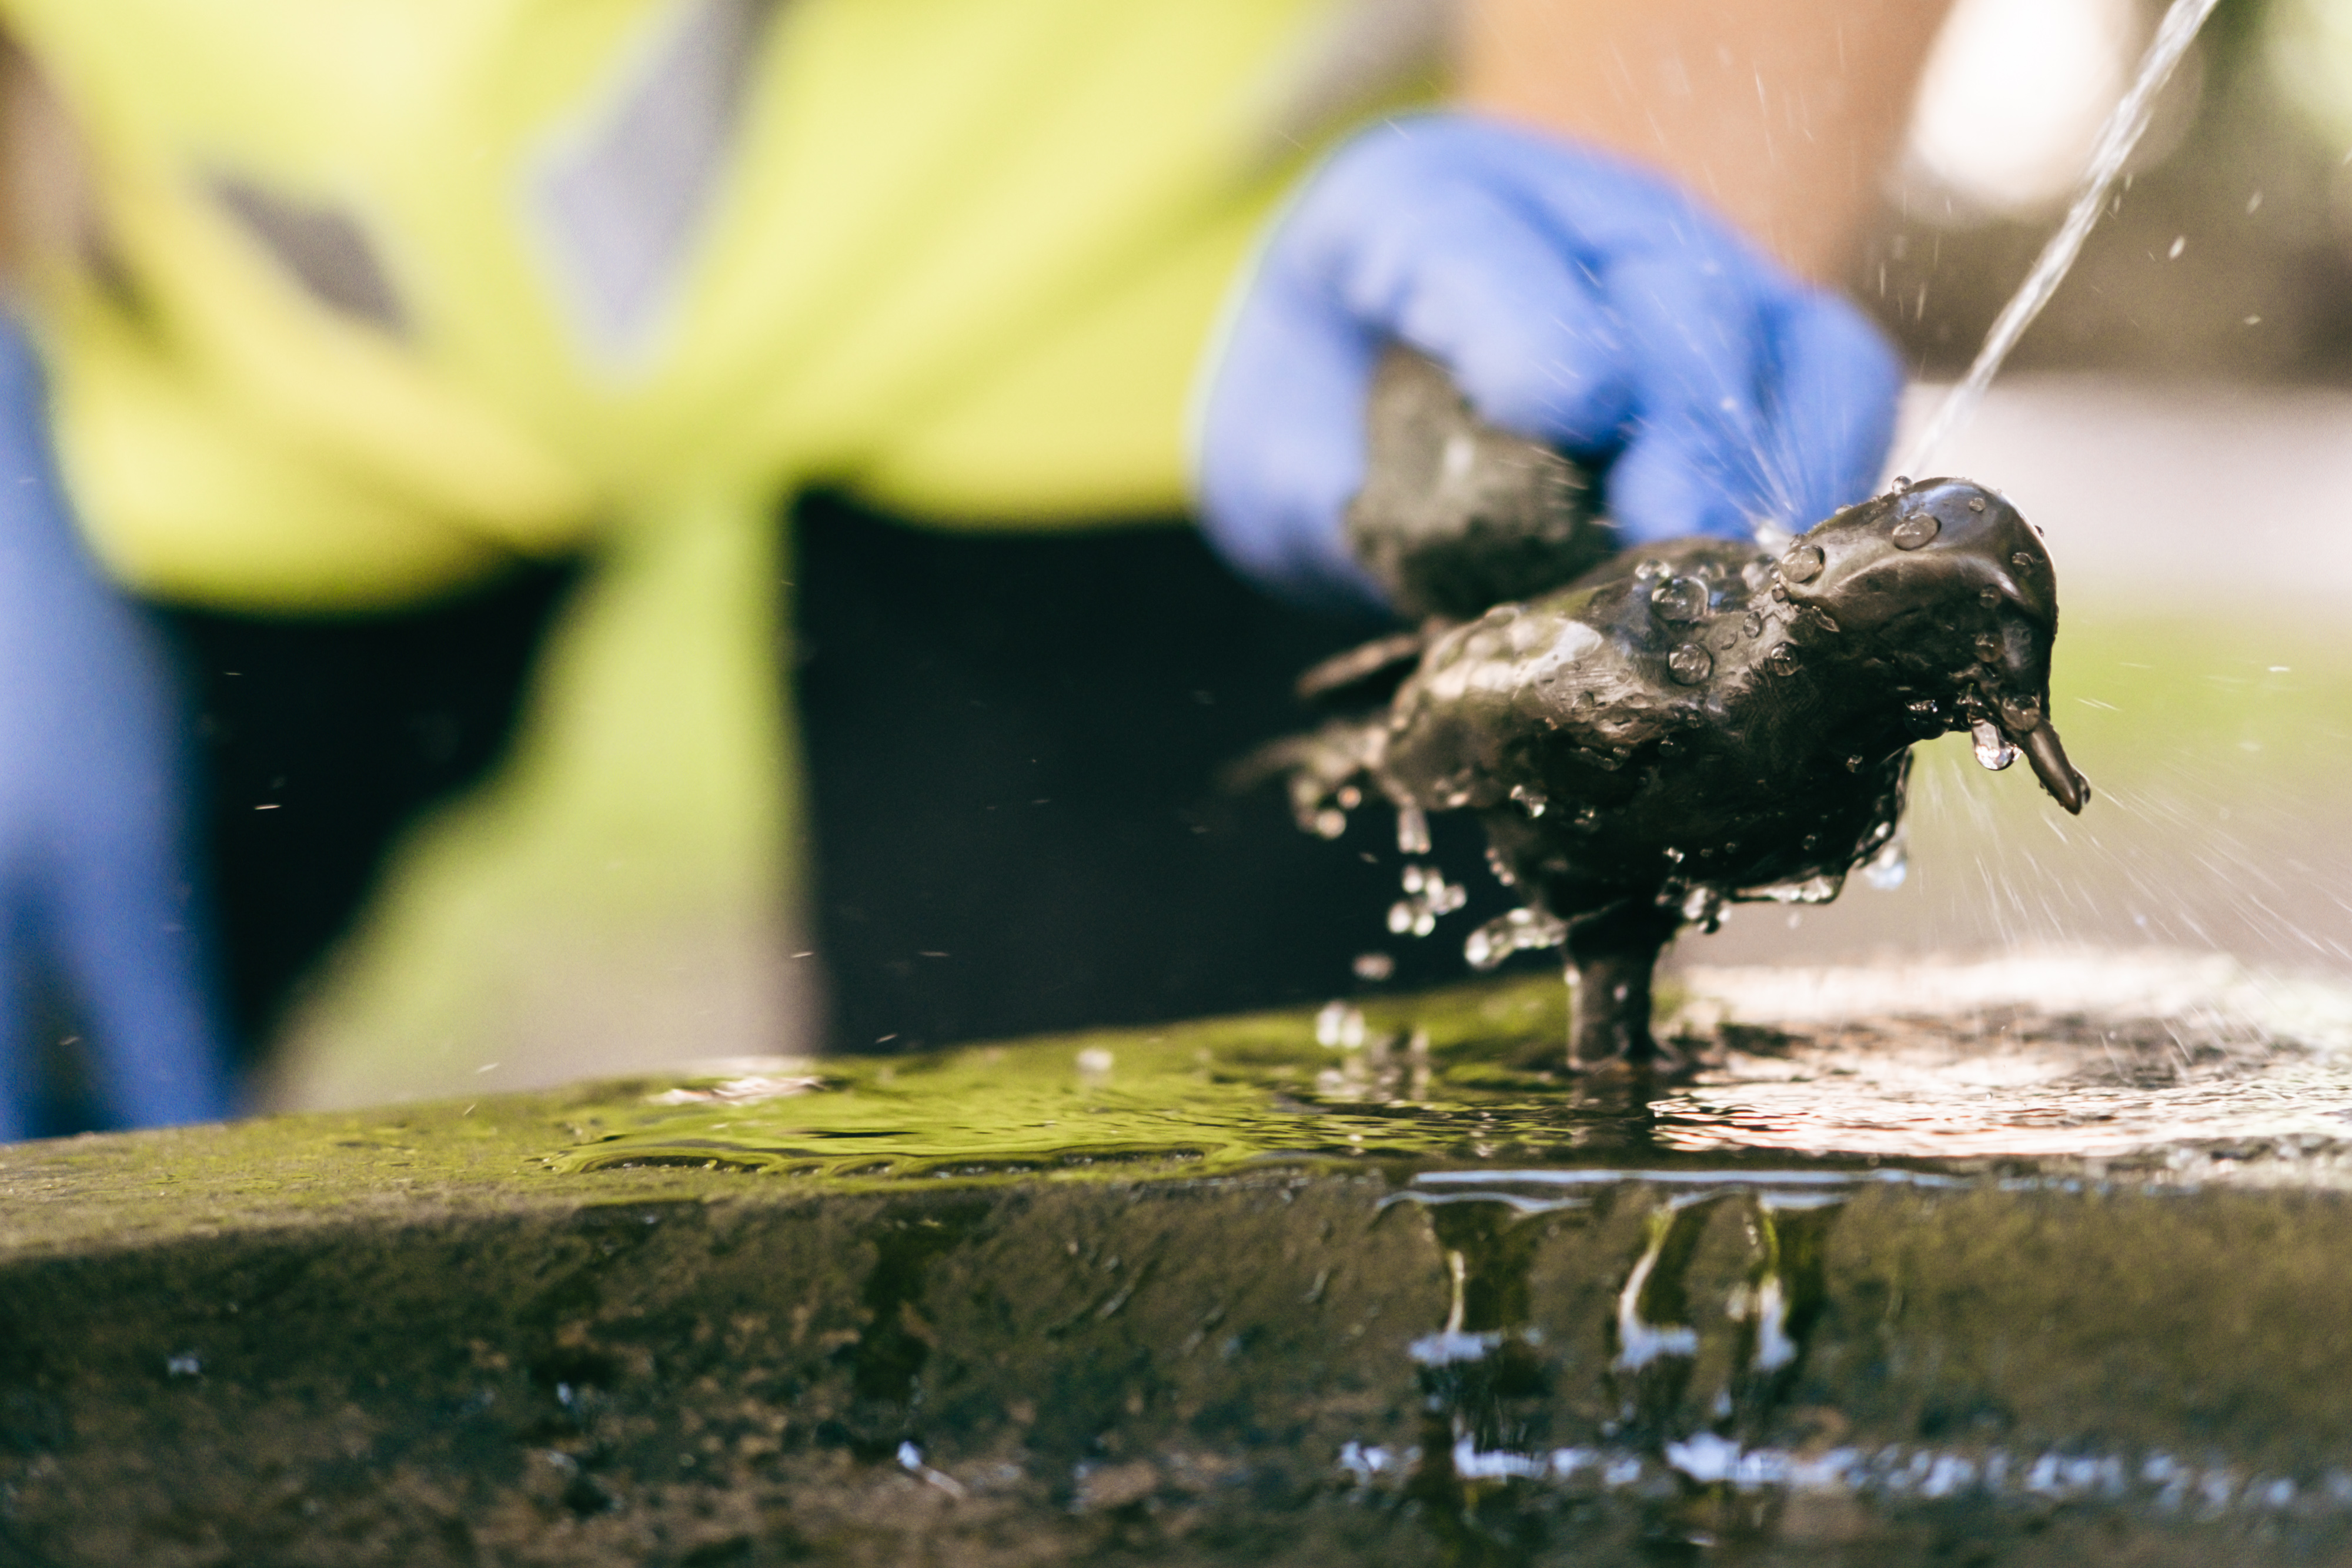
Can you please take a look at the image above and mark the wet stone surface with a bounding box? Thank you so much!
[7,952,2352,1564]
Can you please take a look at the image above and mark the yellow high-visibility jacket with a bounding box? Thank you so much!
[0,0,1444,1105]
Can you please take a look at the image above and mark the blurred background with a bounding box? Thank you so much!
[128,0,2352,1108]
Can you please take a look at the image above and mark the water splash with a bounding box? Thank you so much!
[1389,862,1466,937]
[1464,906,1568,970]
[1900,0,2224,476]
[543,952,2352,1187]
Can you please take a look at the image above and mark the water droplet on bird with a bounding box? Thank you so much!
[1679,885,1726,928]
[1753,873,1843,904]
[1742,611,1765,640]
[1509,784,1548,817]
[1463,906,1567,971]
[1975,633,2002,664]
[2011,551,2036,570]
[1312,808,1348,840]
[1765,644,1800,677]
[1863,835,1909,891]
[1890,513,1940,550]
[1396,804,1431,855]
[1979,587,2002,609]
[1968,496,1987,513]
[1971,718,2019,771]
[2000,694,2043,730]
[1666,643,1712,684]
[1652,575,1709,621]
[1780,544,1825,583]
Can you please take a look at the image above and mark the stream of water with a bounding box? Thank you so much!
[1899,0,2225,477]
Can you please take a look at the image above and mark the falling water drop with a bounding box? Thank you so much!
[1972,718,2019,771]
[1396,804,1431,855]
[1464,906,1568,970]
[1315,1001,1368,1049]
[1391,861,1465,937]
[1863,834,1910,891]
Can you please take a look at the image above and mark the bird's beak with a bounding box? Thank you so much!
[2017,720,2090,814]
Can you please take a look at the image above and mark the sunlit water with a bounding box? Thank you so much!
[553,951,2352,1182]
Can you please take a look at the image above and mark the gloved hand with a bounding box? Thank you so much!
[0,319,235,1138]
[1197,114,1903,610]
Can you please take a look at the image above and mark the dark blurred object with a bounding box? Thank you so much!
[1345,348,1609,619]
[792,492,1513,1055]
[163,568,575,1059]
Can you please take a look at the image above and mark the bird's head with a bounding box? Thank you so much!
[1774,477,2089,814]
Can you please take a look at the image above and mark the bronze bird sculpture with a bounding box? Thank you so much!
[1263,352,2090,1068]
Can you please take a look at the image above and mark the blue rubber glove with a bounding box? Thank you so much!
[1197,114,1903,609]
[0,319,235,1138]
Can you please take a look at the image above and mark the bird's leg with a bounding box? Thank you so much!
[1564,900,1685,1069]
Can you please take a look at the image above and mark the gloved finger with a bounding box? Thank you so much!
[1288,143,1636,451]
[1596,249,1778,544]
[1757,288,1906,528]
[1194,259,1389,610]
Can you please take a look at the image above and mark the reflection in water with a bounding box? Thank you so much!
[1386,1170,1857,1559]
[1658,952,2352,1158]
[1357,1165,2352,1562]
[536,955,2352,1558]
